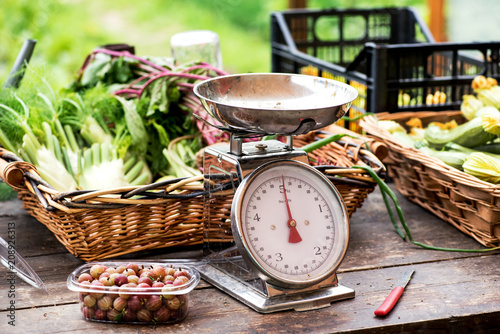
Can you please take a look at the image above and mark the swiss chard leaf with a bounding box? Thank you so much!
[115,96,148,153]
[80,53,112,87]
[151,119,170,147]
[111,56,134,83]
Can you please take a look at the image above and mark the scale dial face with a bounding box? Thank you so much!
[231,160,349,289]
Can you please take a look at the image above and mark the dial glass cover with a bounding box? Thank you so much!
[233,160,349,287]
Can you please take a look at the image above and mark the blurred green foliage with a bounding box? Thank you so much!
[1,0,111,88]
[0,0,425,90]
[0,181,17,201]
[309,0,426,11]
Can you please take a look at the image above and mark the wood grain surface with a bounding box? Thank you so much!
[1,184,499,333]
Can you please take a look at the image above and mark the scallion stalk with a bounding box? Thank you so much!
[353,165,500,252]
[301,133,366,153]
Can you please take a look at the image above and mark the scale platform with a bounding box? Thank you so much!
[196,257,354,313]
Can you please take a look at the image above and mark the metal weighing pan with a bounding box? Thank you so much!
[194,73,358,135]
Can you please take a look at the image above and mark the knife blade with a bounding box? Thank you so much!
[374,269,414,317]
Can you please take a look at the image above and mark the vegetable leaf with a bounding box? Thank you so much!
[115,96,148,153]
[80,53,112,87]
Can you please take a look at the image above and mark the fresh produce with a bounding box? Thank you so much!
[70,47,229,148]
[389,131,418,148]
[425,91,446,105]
[0,86,153,192]
[376,75,500,184]
[461,95,484,120]
[397,90,447,107]
[471,75,498,90]
[481,107,500,135]
[0,47,229,192]
[424,116,495,150]
[462,152,500,183]
[477,86,500,109]
[419,147,468,171]
[377,120,406,134]
[74,262,194,324]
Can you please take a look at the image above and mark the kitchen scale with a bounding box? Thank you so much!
[193,73,358,313]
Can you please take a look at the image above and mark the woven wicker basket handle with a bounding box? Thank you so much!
[0,148,31,189]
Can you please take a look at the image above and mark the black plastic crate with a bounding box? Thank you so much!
[271,7,500,130]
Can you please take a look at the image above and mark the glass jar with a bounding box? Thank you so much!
[170,30,222,69]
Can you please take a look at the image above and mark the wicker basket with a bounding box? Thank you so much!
[360,111,500,248]
[0,127,385,261]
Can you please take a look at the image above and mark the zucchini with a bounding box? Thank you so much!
[472,142,500,154]
[390,131,416,148]
[424,117,495,149]
[445,142,500,160]
[419,147,468,170]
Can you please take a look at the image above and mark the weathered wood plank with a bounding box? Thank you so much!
[1,256,499,333]
[0,199,70,258]
[1,184,499,333]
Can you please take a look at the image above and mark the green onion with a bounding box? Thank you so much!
[340,112,376,122]
[300,133,366,153]
[354,165,500,252]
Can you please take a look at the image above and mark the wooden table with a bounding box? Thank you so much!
[1,184,499,333]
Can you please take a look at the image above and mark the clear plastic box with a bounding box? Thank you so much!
[67,261,200,324]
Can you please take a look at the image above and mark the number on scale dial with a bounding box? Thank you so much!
[232,160,349,288]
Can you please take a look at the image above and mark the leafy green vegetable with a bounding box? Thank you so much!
[79,53,113,87]
[115,96,148,153]
[0,48,229,191]
[69,48,228,177]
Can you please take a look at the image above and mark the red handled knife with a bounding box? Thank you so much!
[374,269,414,317]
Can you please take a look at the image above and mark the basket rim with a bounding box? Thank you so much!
[359,112,500,195]
[1,129,386,214]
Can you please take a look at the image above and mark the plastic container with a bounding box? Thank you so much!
[271,7,500,129]
[0,236,47,292]
[67,261,200,324]
[170,30,222,69]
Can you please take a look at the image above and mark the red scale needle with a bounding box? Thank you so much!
[282,176,302,243]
